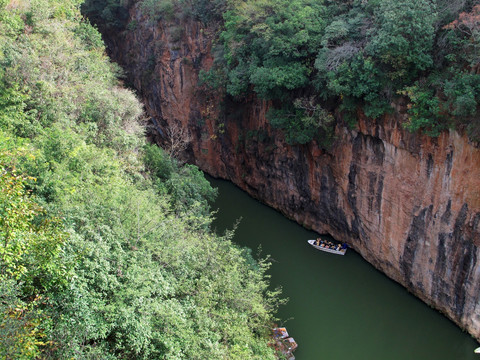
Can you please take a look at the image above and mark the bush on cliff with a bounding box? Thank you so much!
[0,0,281,358]
[215,0,480,143]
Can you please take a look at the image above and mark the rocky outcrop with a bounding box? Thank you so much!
[103,7,480,340]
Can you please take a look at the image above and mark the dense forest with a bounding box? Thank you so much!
[0,0,282,358]
[84,0,480,145]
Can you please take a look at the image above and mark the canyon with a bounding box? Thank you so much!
[103,8,480,340]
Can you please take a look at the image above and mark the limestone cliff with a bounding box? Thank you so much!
[103,7,480,340]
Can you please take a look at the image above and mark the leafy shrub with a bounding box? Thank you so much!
[268,97,335,145]
[367,0,437,81]
[215,0,480,141]
[0,1,281,358]
[401,85,446,136]
[139,0,175,21]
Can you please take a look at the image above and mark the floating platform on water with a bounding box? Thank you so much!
[272,327,298,359]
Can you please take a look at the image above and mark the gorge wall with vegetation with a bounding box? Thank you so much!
[93,0,480,341]
[0,1,282,358]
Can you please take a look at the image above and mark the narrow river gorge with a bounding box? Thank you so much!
[96,1,480,350]
[209,177,478,359]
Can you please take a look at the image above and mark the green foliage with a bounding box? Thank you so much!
[0,141,70,358]
[199,67,227,90]
[367,0,436,81]
[0,1,24,36]
[139,0,175,21]
[144,144,217,215]
[444,72,480,118]
[0,143,69,291]
[133,0,226,24]
[268,107,318,144]
[0,1,281,358]
[214,0,480,141]
[221,0,325,100]
[166,163,218,213]
[190,0,226,24]
[398,4,480,141]
[322,19,349,47]
[268,97,335,145]
[0,0,145,154]
[0,83,42,138]
[400,85,445,136]
[250,62,310,99]
[73,20,105,50]
[322,55,391,119]
[0,279,47,360]
[144,143,175,181]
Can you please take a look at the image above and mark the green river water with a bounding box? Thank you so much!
[208,177,479,360]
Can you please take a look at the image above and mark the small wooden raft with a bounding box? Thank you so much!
[272,327,298,359]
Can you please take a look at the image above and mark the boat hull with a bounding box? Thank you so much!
[308,240,346,255]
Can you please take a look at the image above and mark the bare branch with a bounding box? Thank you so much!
[325,43,360,71]
[164,120,191,159]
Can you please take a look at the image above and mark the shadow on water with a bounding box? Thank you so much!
[208,176,479,360]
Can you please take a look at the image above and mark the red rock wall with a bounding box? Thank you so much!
[104,9,480,340]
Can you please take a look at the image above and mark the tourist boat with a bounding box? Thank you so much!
[308,239,347,255]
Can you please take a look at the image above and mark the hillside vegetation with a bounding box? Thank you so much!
[220,0,480,144]
[0,0,281,358]
[85,0,480,145]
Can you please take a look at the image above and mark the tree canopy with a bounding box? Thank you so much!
[195,0,480,143]
[0,0,282,358]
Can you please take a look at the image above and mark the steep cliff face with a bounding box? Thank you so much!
[104,8,480,340]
